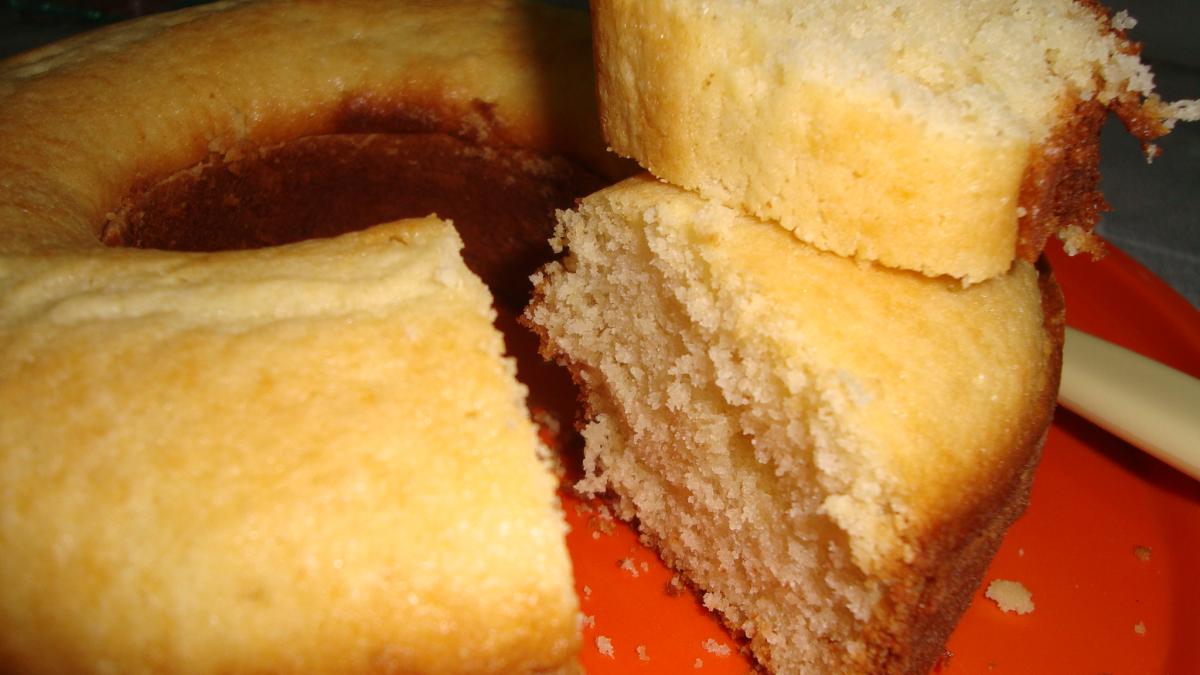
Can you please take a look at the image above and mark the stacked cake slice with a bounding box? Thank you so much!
[526,1,1193,672]
[589,0,1197,283]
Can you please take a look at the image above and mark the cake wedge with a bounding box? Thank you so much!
[0,220,580,674]
[526,175,1064,674]
[591,0,1198,282]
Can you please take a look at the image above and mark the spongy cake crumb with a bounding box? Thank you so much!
[1111,9,1137,31]
[986,579,1034,615]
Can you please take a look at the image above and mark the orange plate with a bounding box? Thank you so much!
[512,240,1200,674]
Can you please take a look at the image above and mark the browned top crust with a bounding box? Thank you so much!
[860,259,1065,675]
[1016,99,1109,262]
[0,0,630,255]
[1015,0,1183,263]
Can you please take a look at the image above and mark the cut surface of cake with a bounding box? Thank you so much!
[0,220,579,674]
[527,176,1064,674]
[0,0,631,670]
[591,0,1198,282]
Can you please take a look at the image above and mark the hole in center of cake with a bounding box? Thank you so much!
[101,132,605,308]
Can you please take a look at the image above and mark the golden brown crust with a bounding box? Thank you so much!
[861,260,1064,675]
[1015,1,1183,264]
[1073,0,1174,143]
[1017,99,1109,262]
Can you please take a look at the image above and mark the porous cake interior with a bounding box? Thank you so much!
[528,177,1057,673]
[532,203,877,671]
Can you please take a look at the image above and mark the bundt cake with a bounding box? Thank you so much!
[0,0,624,672]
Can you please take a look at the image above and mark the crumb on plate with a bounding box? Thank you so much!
[985,579,1034,615]
[667,574,686,596]
[620,557,640,578]
[702,638,731,656]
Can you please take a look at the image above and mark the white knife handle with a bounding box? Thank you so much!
[1058,326,1200,481]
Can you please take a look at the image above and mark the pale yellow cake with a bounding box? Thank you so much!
[0,0,627,672]
[527,176,1064,674]
[0,220,578,674]
[591,0,1198,282]
[0,0,624,255]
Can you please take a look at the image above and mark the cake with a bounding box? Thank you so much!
[591,0,1198,282]
[526,175,1064,673]
[0,220,579,673]
[0,0,629,672]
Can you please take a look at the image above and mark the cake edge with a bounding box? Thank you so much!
[522,255,1066,674]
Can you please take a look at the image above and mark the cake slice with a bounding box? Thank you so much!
[526,176,1064,674]
[592,0,1198,282]
[0,220,579,674]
